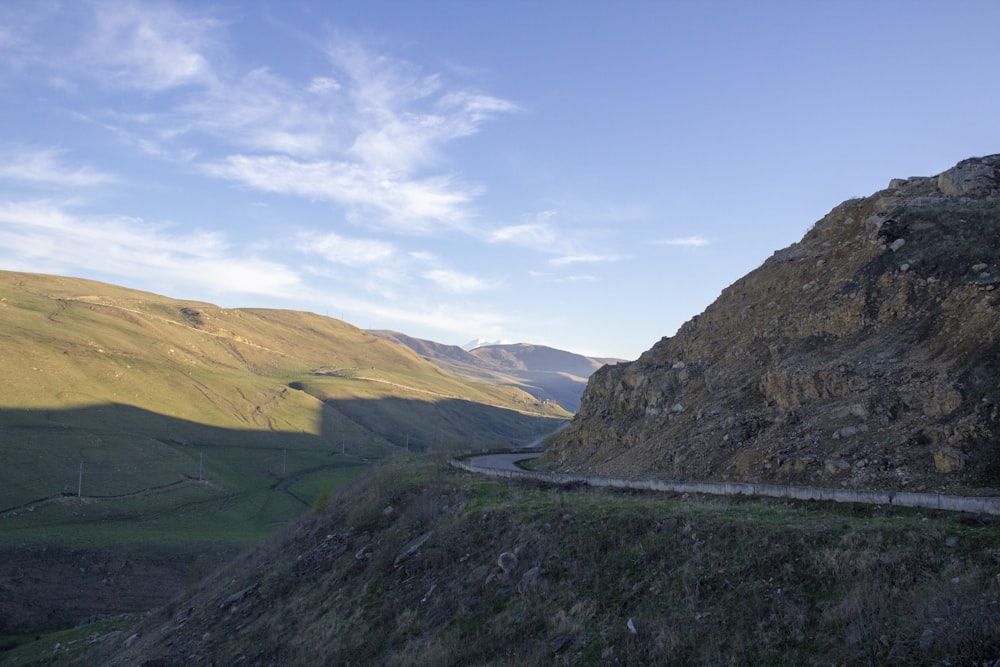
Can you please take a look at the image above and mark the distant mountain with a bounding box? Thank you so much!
[469,343,622,377]
[369,333,623,412]
[547,155,1000,495]
[462,337,509,350]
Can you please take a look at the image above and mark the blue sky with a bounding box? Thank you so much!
[0,1,997,360]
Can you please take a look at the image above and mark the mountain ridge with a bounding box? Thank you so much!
[368,331,622,412]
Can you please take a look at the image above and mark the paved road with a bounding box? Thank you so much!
[466,451,542,472]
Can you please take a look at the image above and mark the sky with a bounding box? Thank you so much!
[0,1,998,360]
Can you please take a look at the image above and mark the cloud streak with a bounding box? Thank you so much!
[657,235,711,247]
[421,268,490,294]
[549,253,625,266]
[0,147,115,187]
[204,155,477,233]
[0,199,300,298]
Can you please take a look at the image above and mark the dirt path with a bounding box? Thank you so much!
[0,477,214,519]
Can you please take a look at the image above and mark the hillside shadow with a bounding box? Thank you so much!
[0,397,564,637]
[0,396,564,509]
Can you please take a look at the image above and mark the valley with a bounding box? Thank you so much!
[0,271,575,649]
[3,155,1000,665]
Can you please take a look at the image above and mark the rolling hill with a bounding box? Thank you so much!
[0,270,568,636]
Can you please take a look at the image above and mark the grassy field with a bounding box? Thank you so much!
[0,270,567,541]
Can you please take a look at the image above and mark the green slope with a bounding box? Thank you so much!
[0,270,568,635]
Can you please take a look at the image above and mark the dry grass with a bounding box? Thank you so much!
[62,456,1000,666]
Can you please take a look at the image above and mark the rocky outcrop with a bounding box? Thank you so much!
[545,155,1000,494]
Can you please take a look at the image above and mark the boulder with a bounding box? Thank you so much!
[934,447,967,474]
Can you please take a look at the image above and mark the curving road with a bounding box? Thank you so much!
[452,452,1000,516]
[466,451,542,472]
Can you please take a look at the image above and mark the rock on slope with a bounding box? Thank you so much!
[546,155,1000,494]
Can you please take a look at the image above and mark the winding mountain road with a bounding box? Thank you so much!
[454,450,1000,516]
[465,451,541,472]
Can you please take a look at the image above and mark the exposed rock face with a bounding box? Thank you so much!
[546,155,1000,494]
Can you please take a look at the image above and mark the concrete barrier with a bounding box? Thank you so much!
[449,455,1000,516]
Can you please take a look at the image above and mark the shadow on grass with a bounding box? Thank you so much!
[0,396,563,637]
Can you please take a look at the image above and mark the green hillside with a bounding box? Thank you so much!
[0,270,567,637]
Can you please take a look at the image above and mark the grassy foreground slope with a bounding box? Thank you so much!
[0,271,566,637]
[61,455,1000,667]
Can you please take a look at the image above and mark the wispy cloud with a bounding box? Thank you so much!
[296,230,491,302]
[296,231,395,267]
[657,235,710,247]
[330,41,517,172]
[185,40,510,232]
[2,5,517,236]
[488,222,556,246]
[0,199,300,298]
[489,211,626,271]
[549,253,625,267]
[421,268,490,294]
[204,155,476,233]
[0,147,115,187]
[83,1,219,92]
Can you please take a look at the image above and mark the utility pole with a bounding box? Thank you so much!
[78,460,83,498]
[199,452,203,482]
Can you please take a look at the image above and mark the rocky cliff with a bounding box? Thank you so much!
[545,155,1000,494]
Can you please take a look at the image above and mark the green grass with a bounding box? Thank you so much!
[0,270,567,553]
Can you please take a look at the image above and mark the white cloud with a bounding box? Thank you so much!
[308,76,341,94]
[4,6,517,237]
[0,147,115,187]
[658,235,710,247]
[0,199,300,298]
[488,221,556,246]
[549,253,625,266]
[421,268,490,294]
[204,155,476,233]
[179,67,345,157]
[296,231,395,267]
[84,1,219,92]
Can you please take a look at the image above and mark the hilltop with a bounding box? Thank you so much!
[370,331,622,411]
[546,155,1000,495]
